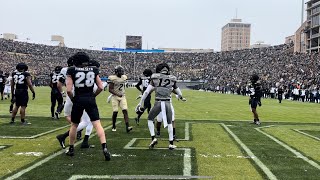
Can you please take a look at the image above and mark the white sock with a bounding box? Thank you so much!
[148,120,155,136]
[168,124,173,141]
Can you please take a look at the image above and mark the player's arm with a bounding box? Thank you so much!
[49,74,53,88]
[108,82,122,97]
[66,75,74,100]
[138,84,154,107]
[94,75,103,97]
[135,78,142,92]
[172,82,186,101]
[26,76,36,100]
[10,76,15,101]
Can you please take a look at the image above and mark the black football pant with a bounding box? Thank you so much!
[51,92,64,117]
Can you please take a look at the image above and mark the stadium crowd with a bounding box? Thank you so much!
[0,38,319,102]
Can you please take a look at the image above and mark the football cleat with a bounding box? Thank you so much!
[103,148,111,161]
[9,121,15,124]
[21,121,31,125]
[112,128,117,132]
[169,144,177,150]
[126,127,133,133]
[149,138,158,149]
[55,112,60,119]
[56,134,66,149]
[255,121,261,125]
[80,142,94,149]
[156,131,160,138]
[66,148,74,157]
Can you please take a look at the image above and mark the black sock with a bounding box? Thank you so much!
[69,145,74,151]
[83,135,89,143]
[101,143,107,150]
[173,128,176,136]
[126,122,129,129]
[157,122,161,132]
[11,117,15,122]
[21,118,25,123]
[62,131,70,139]
[112,112,118,128]
[151,136,155,140]
[170,141,173,145]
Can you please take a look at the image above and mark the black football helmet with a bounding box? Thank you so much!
[89,60,100,68]
[72,52,90,67]
[143,69,153,77]
[250,74,259,83]
[156,63,170,75]
[115,65,124,77]
[16,63,28,72]
[54,66,63,73]
[67,56,74,67]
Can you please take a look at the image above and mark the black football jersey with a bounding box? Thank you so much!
[0,75,5,85]
[12,71,30,90]
[67,66,99,96]
[250,81,262,98]
[50,72,61,90]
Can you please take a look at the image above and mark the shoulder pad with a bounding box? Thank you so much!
[151,73,160,79]
[168,75,177,81]
[122,75,127,80]
[108,75,117,81]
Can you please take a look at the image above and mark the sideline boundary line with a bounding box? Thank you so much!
[68,175,212,180]
[4,122,120,180]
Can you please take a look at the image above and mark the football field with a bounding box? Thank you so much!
[0,87,320,179]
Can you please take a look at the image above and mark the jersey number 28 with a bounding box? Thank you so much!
[75,72,95,87]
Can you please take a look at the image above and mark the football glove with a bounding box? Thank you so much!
[249,99,252,105]
[135,104,145,114]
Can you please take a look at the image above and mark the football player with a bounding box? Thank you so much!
[108,65,132,133]
[10,63,35,125]
[56,57,95,149]
[134,68,153,125]
[50,66,64,119]
[0,71,6,100]
[4,73,12,100]
[137,63,186,150]
[65,52,110,161]
[249,74,262,125]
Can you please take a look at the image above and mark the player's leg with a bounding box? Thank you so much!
[55,93,64,119]
[251,99,260,125]
[56,97,73,149]
[78,111,93,148]
[51,93,57,119]
[10,105,19,124]
[171,103,178,141]
[120,97,132,132]
[66,99,83,156]
[0,86,4,100]
[147,102,161,149]
[85,97,110,161]
[17,91,30,125]
[111,96,119,131]
[156,113,162,137]
[165,101,175,150]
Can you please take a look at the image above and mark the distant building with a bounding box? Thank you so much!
[2,33,17,40]
[285,21,307,53]
[221,19,251,51]
[285,35,295,45]
[51,35,65,47]
[250,41,271,49]
[305,0,320,52]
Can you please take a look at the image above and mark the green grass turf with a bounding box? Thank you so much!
[0,87,319,179]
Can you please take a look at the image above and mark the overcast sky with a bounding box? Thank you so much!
[0,0,304,51]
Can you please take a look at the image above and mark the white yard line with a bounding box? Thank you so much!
[221,123,277,180]
[256,127,320,170]
[293,129,320,141]
[123,122,193,177]
[0,125,70,139]
[4,122,119,180]
[68,175,212,180]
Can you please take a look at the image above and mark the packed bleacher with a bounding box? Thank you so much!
[0,38,319,102]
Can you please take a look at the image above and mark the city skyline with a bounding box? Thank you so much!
[0,0,304,51]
